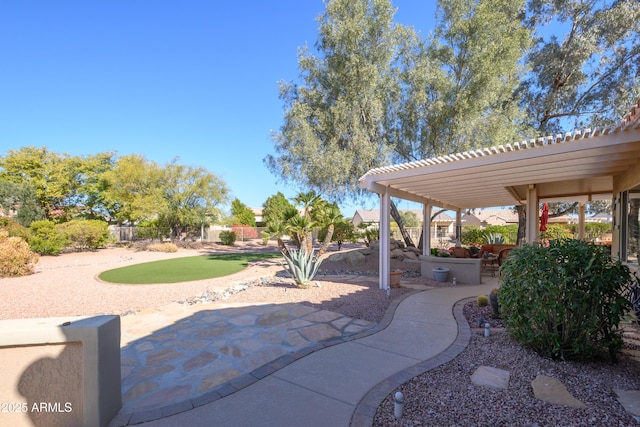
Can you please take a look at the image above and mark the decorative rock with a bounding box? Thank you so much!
[404,246,421,255]
[531,375,586,408]
[344,250,366,267]
[402,251,418,260]
[390,248,405,259]
[369,240,380,250]
[358,247,373,256]
[471,366,510,389]
[326,252,345,263]
[614,389,640,417]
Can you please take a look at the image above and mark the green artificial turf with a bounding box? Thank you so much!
[98,252,282,284]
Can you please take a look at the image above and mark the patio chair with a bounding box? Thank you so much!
[451,247,472,258]
[497,247,513,267]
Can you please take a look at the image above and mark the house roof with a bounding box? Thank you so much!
[352,209,453,223]
[463,209,519,225]
[359,98,640,210]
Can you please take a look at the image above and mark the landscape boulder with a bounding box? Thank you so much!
[344,250,366,267]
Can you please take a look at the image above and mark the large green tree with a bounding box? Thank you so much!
[522,0,640,133]
[230,198,256,226]
[268,0,530,247]
[513,0,640,244]
[262,192,296,227]
[0,146,115,220]
[99,154,165,223]
[266,0,406,201]
[0,180,44,226]
[158,159,229,240]
[391,0,531,160]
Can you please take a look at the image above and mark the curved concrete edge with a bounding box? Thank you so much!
[349,296,475,427]
[110,289,424,426]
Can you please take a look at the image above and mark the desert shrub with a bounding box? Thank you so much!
[135,219,170,241]
[539,223,572,241]
[499,239,635,362]
[461,226,485,246]
[56,219,112,251]
[260,230,270,245]
[146,242,178,253]
[0,231,39,277]
[29,219,69,255]
[231,225,259,241]
[219,230,236,245]
[174,240,204,250]
[0,217,31,244]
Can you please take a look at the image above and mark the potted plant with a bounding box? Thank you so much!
[432,267,449,282]
[390,269,402,288]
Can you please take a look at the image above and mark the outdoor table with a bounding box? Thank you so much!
[481,256,498,276]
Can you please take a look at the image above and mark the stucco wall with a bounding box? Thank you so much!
[0,343,83,427]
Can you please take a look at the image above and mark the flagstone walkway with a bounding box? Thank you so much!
[117,277,382,420]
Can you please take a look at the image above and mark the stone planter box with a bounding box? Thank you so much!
[420,255,483,284]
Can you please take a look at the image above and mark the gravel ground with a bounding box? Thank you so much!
[373,300,640,427]
[0,243,425,322]
[4,243,639,425]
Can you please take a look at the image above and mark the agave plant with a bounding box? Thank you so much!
[283,247,323,288]
[483,232,505,244]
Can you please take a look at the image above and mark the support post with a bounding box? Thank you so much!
[423,203,432,255]
[455,209,462,245]
[379,189,391,290]
[578,202,586,240]
[525,185,538,244]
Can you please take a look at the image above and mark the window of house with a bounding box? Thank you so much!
[624,185,640,265]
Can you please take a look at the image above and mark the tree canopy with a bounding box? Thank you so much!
[230,198,257,226]
[268,0,637,245]
[0,147,230,240]
[267,0,532,203]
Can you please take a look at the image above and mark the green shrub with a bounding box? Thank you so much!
[56,219,112,251]
[219,230,236,245]
[29,219,69,255]
[539,223,572,241]
[147,242,178,252]
[476,295,489,307]
[0,217,31,244]
[260,230,270,245]
[499,239,635,362]
[0,231,39,277]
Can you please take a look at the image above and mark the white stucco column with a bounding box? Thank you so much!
[578,202,586,240]
[423,203,432,254]
[455,209,462,245]
[525,185,538,244]
[379,189,391,290]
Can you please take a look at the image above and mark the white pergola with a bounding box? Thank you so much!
[359,101,640,290]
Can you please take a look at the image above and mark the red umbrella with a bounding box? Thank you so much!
[540,202,549,232]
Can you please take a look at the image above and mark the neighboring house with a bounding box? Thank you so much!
[547,214,577,225]
[586,212,613,223]
[351,209,455,239]
[251,208,265,227]
[461,209,518,227]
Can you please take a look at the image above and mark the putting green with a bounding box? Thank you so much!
[98,252,282,284]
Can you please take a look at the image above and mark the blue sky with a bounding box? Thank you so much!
[0,1,437,217]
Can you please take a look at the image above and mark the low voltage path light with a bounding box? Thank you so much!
[394,391,404,419]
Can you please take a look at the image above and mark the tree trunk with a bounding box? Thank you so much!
[417,209,446,252]
[315,224,334,261]
[516,205,526,246]
[390,200,415,247]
